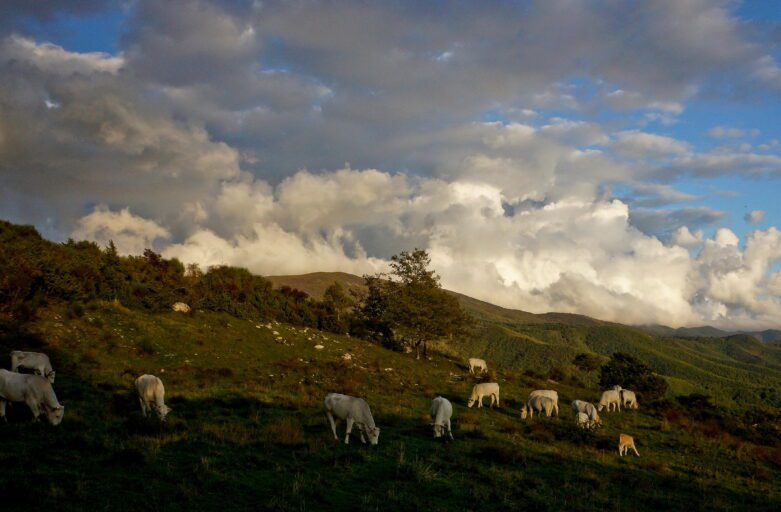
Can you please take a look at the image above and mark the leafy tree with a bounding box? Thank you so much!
[357,249,471,358]
[599,352,669,400]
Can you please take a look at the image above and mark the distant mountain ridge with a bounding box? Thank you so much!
[641,324,781,344]
[265,271,781,408]
[266,272,780,342]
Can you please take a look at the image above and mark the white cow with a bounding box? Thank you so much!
[467,382,500,408]
[527,390,559,416]
[620,389,639,409]
[571,400,600,428]
[324,393,380,445]
[468,358,487,374]
[0,369,64,425]
[598,389,622,412]
[10,351,55,383]
[576,412,591,429]
[430,396,454,440]
[521,395,556,419]
[135,374,171,421]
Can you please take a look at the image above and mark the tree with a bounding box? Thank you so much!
[358,249,471,359]
[573,352,602,372]
[599,352,668,401]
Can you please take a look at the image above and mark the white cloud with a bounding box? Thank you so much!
[745,210,766,224]
[612,131,690,158]
[708,126,760,139]
[72,205,170,254]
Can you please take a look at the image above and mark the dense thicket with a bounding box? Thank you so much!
[0,222,470,353]
[0,221,342,330]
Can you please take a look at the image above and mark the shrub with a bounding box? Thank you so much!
[599,352,668,400]
[573,352,602,372]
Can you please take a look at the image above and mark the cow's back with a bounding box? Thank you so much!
[136,375,162,401]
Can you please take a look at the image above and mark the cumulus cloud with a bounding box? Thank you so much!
[73,205,170,255]
[3,1,781,329]
[745,210,766,224]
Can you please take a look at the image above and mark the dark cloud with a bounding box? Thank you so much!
[629,206,726,238]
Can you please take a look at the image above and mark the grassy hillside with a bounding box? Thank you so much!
[0,302,779,511]
[267,273,781,409]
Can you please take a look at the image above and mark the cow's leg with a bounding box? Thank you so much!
[631,444,640,457]
[447,419,454,440]
[0,400,6,421]
[495,392,500,407]
[326,411,338,441]
[477,395,483,408]
[26,398,41,421]
[358,424,367,444]
[619,444,624,456]
[344,418,354,444]
[554,403,559,416]
[139,398,148,417]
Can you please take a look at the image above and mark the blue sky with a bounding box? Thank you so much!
[2,0,781,329]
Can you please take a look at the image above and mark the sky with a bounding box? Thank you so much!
[1,0,781,330]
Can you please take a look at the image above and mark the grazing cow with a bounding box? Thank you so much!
[527,390,559,416]
[598,389,622,412]
[0,369,65,425]
[521,395,556,419]
[467,382,500,408]
[620,389,639,409]
[324,393,380,445]
[571,400,601,427]
[468,358,487,374]
[618,433,640,457]
[430,396,454,440]
[10,351,55,383]
[135,374,171,421]
[576,412,591,429]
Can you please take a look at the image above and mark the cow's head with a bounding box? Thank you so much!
[46,370,56,384]
[520,406,528,419]
[45,404,65,426]
[433,423,443,438]
[367,426,380,445]
[467,398,476,408]
[157,404,171,421]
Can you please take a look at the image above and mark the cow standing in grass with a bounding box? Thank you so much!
[324,393,380,445]
[522,395,556,419]
[10,351,55,383]
[135,374,171,421]
[467,383,500,408]
[468,358,487,375]
[526,390,559,416]
[620,389,639,409]
[430,396,454,440]
[571,400,600,428]
[619,433,640,456]
[598,389,621,412]
[0,369,65,425]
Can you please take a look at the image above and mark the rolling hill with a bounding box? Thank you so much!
[267,272,781,408]
[0,302,779,511]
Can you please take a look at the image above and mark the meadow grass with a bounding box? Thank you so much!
[0,303,778,511]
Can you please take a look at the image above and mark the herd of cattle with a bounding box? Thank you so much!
[0,352,640,457]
